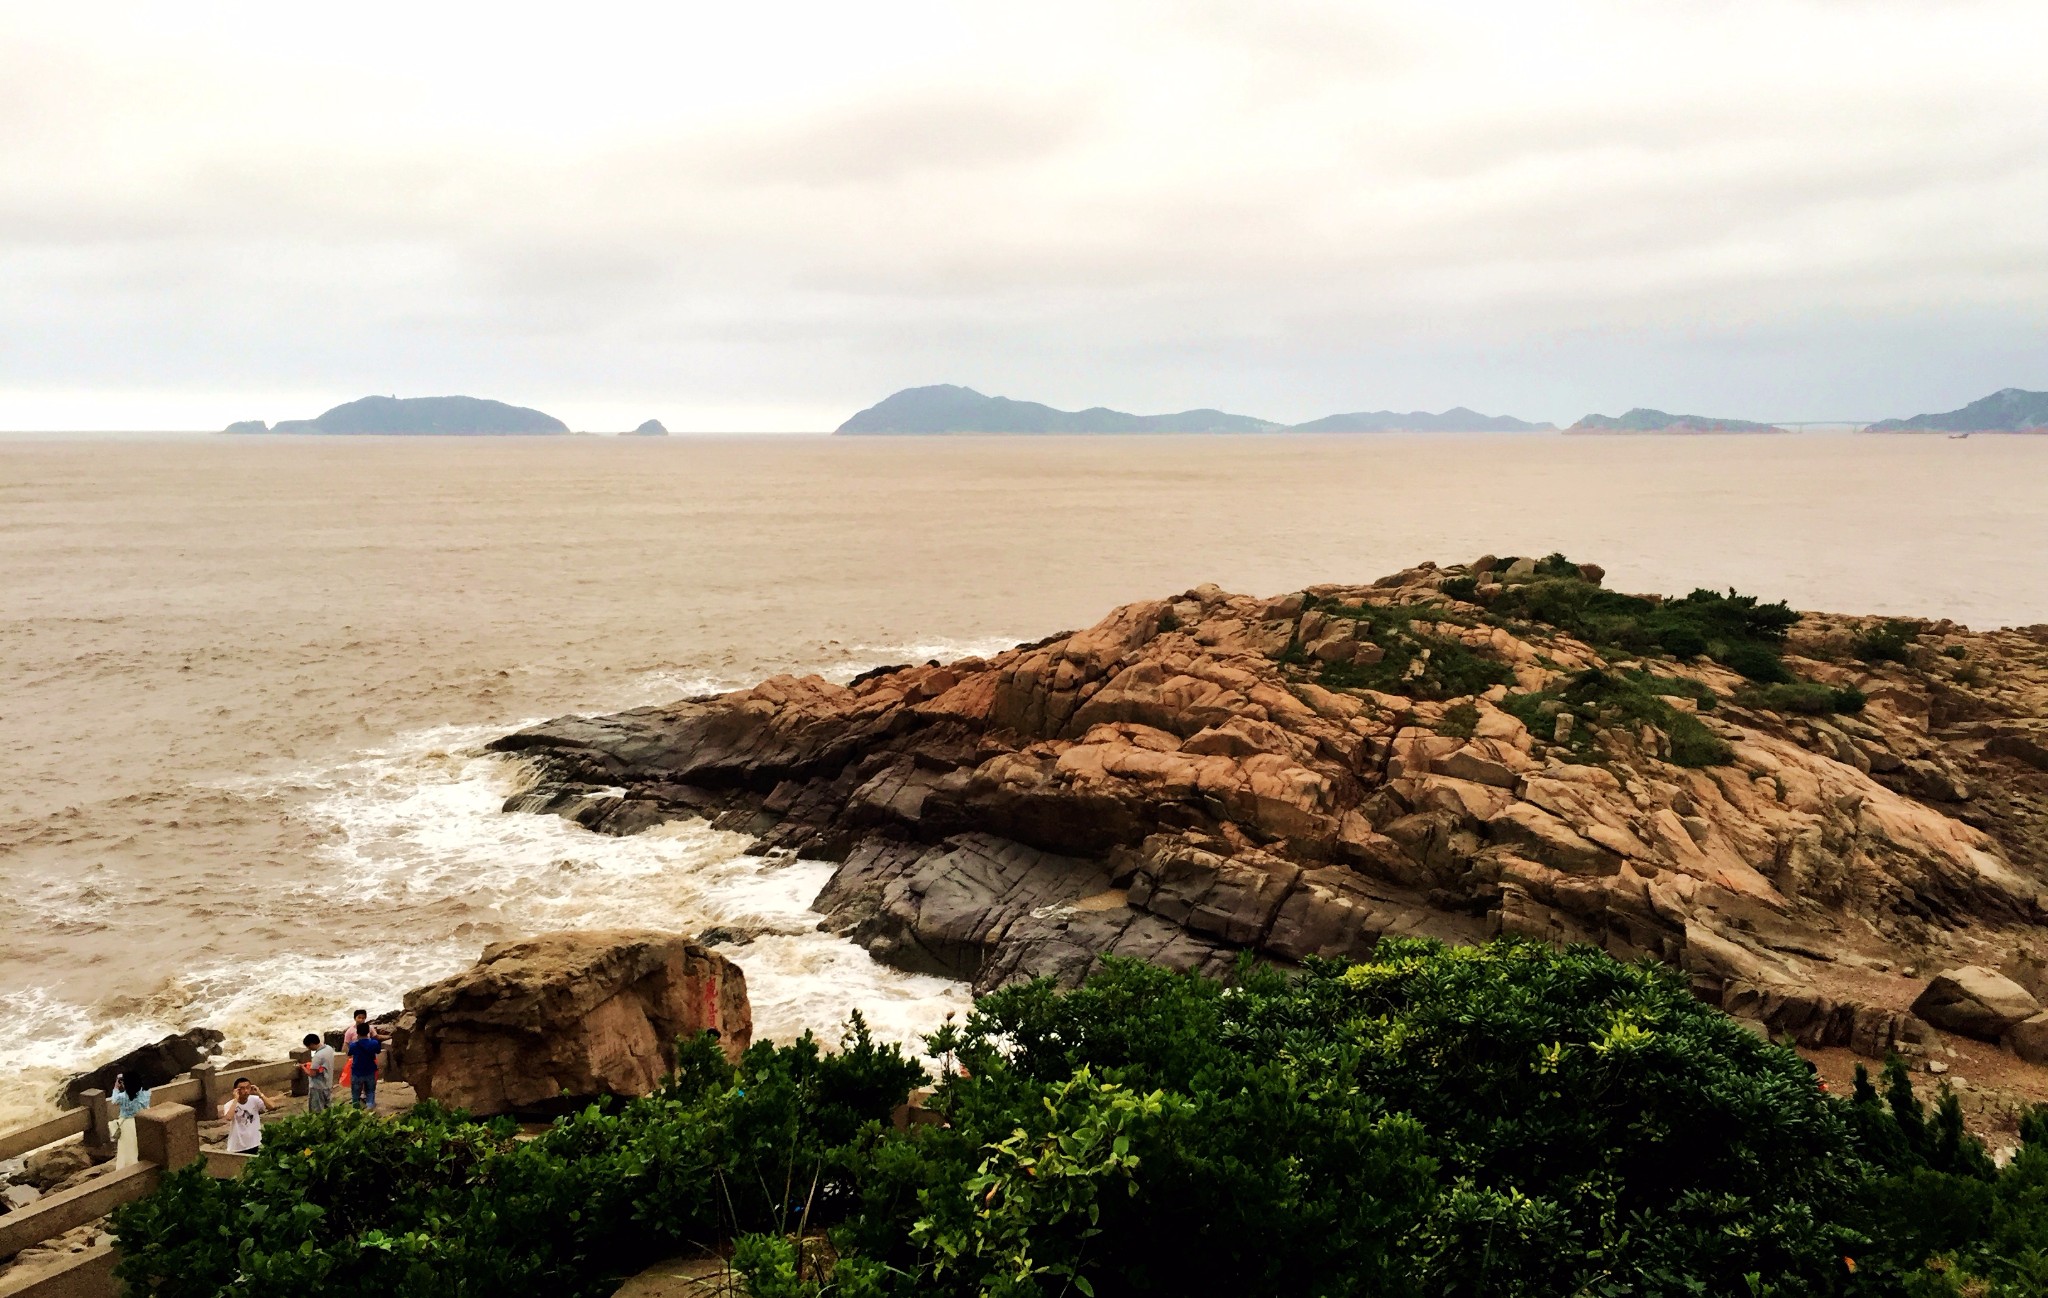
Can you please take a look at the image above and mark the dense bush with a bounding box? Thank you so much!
[111,1018,921,1298]
[114,944,2048,1298]
[1857,621,1920,665]
[1489,560,1801,683]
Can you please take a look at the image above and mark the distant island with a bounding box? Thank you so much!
[1566,408,1786,434]
[223,395,569,435]
[624,419,669,436]
[836,385,1280,434]
[1864,387,2048,433]
[1291,407,1551,433]
[835,385,1549,434]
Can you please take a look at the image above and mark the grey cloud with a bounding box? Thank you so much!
[686,88,1098,187]
[4,0,2048,429]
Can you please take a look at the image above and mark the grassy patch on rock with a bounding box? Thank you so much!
[1505,668,1734,768]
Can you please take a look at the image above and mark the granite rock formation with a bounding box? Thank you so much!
[493,558,2048,1060]
[394,931,750,1117]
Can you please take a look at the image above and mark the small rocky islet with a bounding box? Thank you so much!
[494,554,2048,1102]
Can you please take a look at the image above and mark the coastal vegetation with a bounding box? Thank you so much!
[112,941,2048,1298]
[1483,558,1802,681]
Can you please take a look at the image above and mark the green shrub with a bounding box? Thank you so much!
[1440,575,1479,601]
[1857,620,1919,664]
[1658,624,1709,660]
[113,946,2048,1298]
[1738,682,1869,717]
[1316,633,1513,701]
[857,946,1859,1297]
[1942,645,1968,661]
[1747,682,1841,714]
[1718,640,1794,684]
[1440,700,1480,739]
[1297,603,1513,703]
[1505,670,1731,768]
[1489,563,1803,684]
[112,1023,924,1298]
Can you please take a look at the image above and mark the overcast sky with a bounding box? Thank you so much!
[4,0,2046,430]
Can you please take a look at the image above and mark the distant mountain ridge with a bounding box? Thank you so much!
[1567,408,1785,434]
[225,395,569,435]
[1292,407,1551,433]
[835,385,1547,434]
[836,385,1280,434]
[1864,388,2048,433]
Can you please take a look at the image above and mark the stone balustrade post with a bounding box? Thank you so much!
[288,1047,310,1097]
[193,1062,228,1117]
[78,1088,115,1158]
[134,1103,200,1171]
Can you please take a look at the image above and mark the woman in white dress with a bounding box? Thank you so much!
[110,1073,152,1169]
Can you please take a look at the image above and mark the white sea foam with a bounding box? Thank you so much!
[0,711,972,1127]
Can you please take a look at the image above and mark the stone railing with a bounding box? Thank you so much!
[0,1054,308,1298]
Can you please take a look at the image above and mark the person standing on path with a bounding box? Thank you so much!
[301,1033,336,1113]
[220,1077,270,1154]
[339,1008,369,1091]
[347,1027,383,1110]
[111,1073,152,1169]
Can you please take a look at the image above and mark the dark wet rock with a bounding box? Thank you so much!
[61,1029,224,1108]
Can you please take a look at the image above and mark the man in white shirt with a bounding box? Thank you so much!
[220,1077,270,1154]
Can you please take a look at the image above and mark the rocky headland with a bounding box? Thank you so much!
[492,556,2048,1097]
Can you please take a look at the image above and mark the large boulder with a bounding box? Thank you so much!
[60,1028,225,1108]
[395,931,750,1117]
[2006,1012,2048,1065]
[1911,966,2042,1041]
[22,1144,96,1191]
